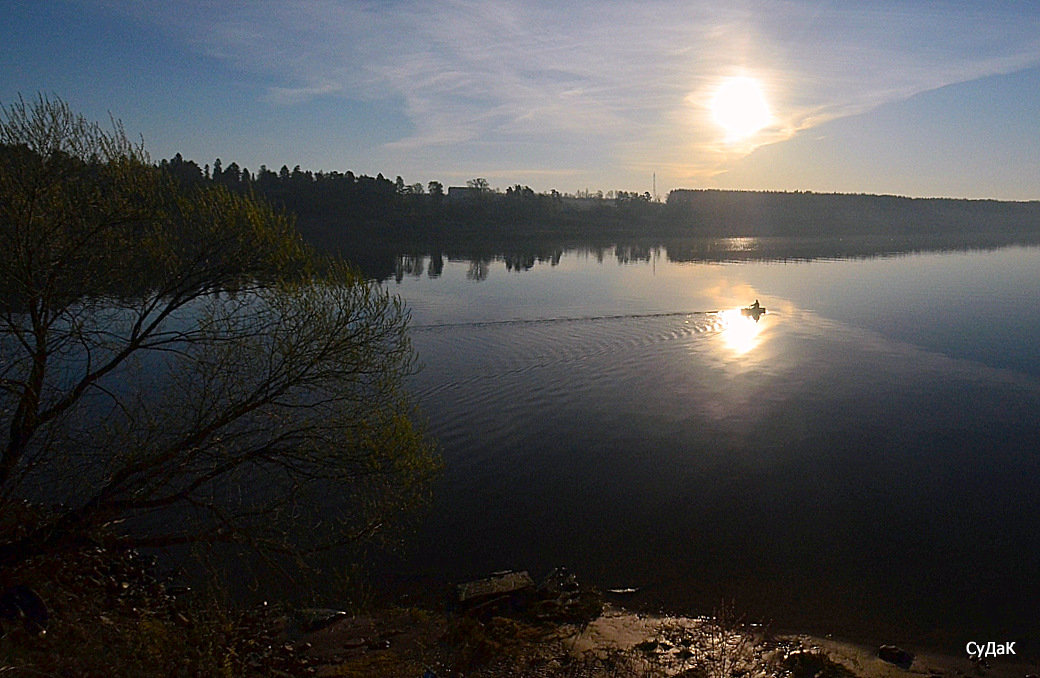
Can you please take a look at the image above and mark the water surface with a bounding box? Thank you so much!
[385,243,1040,651]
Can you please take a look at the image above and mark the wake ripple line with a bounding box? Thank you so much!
[410,316,723,401]
[411,310,721,331]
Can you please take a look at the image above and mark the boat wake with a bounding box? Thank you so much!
[411,309,727,331]
[407,311,731,408]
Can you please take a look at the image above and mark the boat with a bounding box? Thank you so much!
[741,300,766,320]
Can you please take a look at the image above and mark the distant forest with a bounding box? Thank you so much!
[161,153,1040,241]
[159,154,657,237]
[157,154,1040,279]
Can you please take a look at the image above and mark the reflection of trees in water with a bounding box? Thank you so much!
[429,253,444,277]
[478,249,563,277]
[394,254,425,282]
[363,232,1040,283]
[505,254,536,271]
[387,250,564,282]
[467,258,492,281]
[391,252,446,281]
[663,233,1040,263]
[614,244,656,264]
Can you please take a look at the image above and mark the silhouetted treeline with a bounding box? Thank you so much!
[158,153,658,237]
[158,154,1040,280]
[665,189,1040,236]
[161,153,402,225]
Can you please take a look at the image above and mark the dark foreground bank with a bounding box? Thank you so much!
[3,550,1037,677]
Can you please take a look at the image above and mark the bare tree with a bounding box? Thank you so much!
[0,95,437,567]
[465,177,490,192]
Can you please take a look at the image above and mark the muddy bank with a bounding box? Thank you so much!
[286,602,1037,677]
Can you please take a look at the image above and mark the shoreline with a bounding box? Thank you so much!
[578,605,1035,678]
[380,568,1037,665]
[290,602,1038,677]
[5,544,1035,676]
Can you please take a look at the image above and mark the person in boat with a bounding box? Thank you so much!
[750,299,761,309]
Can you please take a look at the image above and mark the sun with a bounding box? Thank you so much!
[710,77,772,142]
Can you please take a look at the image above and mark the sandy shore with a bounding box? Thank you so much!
[292,603,1038,677]
[576,606,1035,678]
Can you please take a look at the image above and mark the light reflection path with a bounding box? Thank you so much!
[718,309,765,356]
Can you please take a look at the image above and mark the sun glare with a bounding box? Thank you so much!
[719,309,763,356]
[710,77,772,142]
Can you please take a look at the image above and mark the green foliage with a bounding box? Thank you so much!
[0,95,310,308]
[0,95,438,572]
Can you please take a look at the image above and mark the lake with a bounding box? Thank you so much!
[376,239,1040,652]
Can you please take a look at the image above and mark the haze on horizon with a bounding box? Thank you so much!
[3,1,1040,201]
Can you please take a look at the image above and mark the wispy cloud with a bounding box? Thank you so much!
[108,0,1040,190]
[262,81,343,106]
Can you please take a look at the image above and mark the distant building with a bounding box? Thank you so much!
[447,186,481,202]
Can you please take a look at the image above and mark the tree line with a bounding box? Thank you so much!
[160,152,1040,245]
[664,189,1040,237]
[158,153,659,235]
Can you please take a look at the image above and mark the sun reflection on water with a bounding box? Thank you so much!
[718,309,764,356]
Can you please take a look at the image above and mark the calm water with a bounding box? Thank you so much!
[383,243,1040,651]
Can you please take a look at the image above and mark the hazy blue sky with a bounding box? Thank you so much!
[3,1,1039,199]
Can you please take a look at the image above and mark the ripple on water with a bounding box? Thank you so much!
[407,312,728,458]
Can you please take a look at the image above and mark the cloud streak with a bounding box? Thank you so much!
[108,0,1040,191]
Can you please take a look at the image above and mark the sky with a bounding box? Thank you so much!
[2,1,1040,200]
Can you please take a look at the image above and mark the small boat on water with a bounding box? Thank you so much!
[741,300,766,320]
